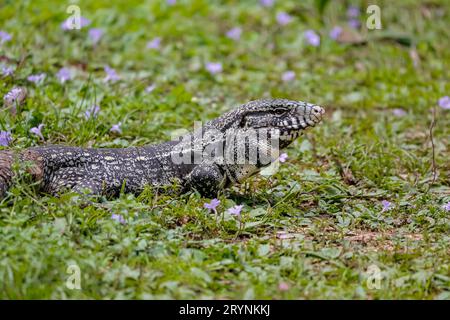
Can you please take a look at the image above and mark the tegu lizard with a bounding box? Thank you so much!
[0,99,324,199]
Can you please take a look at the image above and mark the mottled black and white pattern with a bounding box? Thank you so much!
[0,99,324,199]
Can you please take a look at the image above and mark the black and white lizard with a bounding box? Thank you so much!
[0,99,324,199]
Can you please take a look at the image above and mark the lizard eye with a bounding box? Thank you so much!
[274,109,286,115]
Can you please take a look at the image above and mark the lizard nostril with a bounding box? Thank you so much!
[313,106,325,115]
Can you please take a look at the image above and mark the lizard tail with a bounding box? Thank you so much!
[0,151,15,198]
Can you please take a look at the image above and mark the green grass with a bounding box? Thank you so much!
[0,0,449,299]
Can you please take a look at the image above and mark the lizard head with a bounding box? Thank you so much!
[238,98,324,128]
[214,99,325,147]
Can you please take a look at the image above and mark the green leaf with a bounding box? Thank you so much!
[257,244,271,257]
[191,267,212,283]
[314,0,331,16]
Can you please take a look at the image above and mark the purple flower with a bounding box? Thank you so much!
[80,16,91,27]
[0,131,12,147]
[228,204,244,216]
[3,87,25,108]
[145,84,156,93]
[204,198,221,214]
[278,282,289,291]
[0,31,12,44]
[27,73,46,84]
[146,37,161,50]
[111,213,126,224]
[85,105,100,119]
[260,0,274,7]
[276,12,293,26]
[277,231,293,239]
[30,124,44,140]
[4,88,21,101]
[110,122,122,134]
[279,153,288,163]
[304,30,320,47]
[438,96,450,110]
[167,0,176,5]
[226,27,242,41]
[381,200,393,212]
[88,28,103,44]
[347,6,360,18]
[205,62,222,75]
[61,16,90,30]
[348,19,360,29]
[2,66,14,76]
[393,108,406,117]
[442,202,450,212]
[281,71,295,82]
[329,26,343,40]
[57,67,71,83]
[104,65,120,83]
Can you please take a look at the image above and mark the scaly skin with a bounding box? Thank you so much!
[0,99,325,199]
